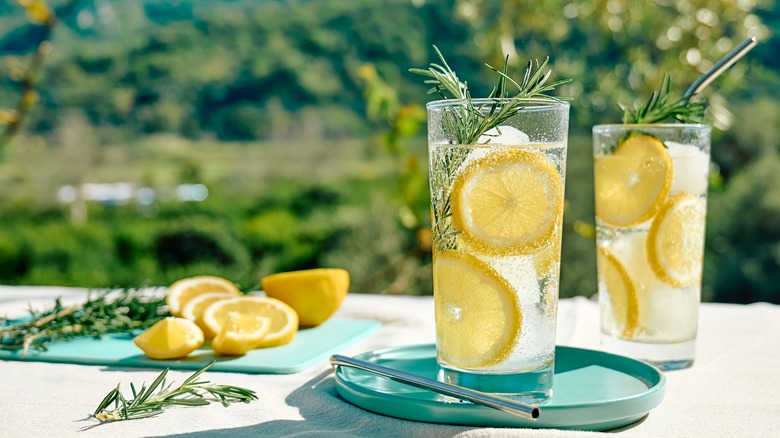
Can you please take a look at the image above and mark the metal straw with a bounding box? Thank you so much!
[683,36,758,101]
[330,354,541,420]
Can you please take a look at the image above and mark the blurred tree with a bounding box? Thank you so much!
[0,0,82,151]
[453,0,771,129]
[54,110,96,225]
[0,0,776,301]
[357,62,431,294]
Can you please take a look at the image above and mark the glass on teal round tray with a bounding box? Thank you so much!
[334,344,666,430]
[427,99,570,402]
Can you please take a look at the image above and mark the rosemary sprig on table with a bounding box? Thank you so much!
[0,288,167,357]
[621,73,707,124]
[93,361,257,422]
[409,45,570,145]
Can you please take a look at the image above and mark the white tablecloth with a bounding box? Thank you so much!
[1,286,779,437]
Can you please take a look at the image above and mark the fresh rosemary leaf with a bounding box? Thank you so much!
[0,288,167,356]
[621,73,707,124]
[411,47,569,251]
[410,45,570,145]
[93,361,257,422]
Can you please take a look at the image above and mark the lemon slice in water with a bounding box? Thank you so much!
[647,194,707,287]
[597,247,640,339]
[433,251,521,369]
[450,149,563,256]
[595,135,673,227]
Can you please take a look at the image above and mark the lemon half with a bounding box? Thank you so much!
[262,268,349,327]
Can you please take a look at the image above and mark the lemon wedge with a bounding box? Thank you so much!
[133,317,204,360]
[433,251,521,368]
[211,312,272,356]
[261,268,349,327]
[202,296,298,348]
[647,194,707,287]
[597,247,639,339]
[166,276,241,317]
[595,135,673,227]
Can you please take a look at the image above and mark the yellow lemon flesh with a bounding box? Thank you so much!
[433,251,521,369]
[595,135,673,227]
[166,275,241,317]
[211,312,272,356]
[133,317,204,360]
[261,268,349,327]
[180,292,237,339]
[597,247,639,339]
[202,296,298,348]
[647,194,707,287]
[450,149,563,256]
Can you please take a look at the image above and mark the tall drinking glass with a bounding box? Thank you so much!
[427,99,569,402]
[593,124,710,370]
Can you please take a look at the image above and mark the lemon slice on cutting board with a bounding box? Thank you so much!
[647,194,707,287]
[211,313,272,356]
[597,247,640,339]
[450,149,564,256]
[181,292,237,339]
[166,275,241,317]
[202,296,298,348]
[433,251,521,368]
[595,135,673,227]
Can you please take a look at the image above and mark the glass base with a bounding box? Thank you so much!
[601,334,696,371]
[437,363,553,404]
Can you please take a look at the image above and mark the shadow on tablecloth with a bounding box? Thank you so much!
[150,369,475,438]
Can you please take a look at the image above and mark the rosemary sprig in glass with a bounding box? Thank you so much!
[410,46,569,251]
[620,73,707,124]
[93,361,257,422]
[0,288,167,357]
[409,45,570,145]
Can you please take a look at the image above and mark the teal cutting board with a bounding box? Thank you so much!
[0,318,380,374]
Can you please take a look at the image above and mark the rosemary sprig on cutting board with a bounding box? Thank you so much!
[0,288,167,356]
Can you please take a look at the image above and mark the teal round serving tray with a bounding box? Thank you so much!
[334,344,665,431]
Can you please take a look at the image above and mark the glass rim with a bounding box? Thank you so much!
[426,97,570,111]
[593,123,711,133]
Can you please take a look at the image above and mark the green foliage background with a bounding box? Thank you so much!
[0,0,777,302]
